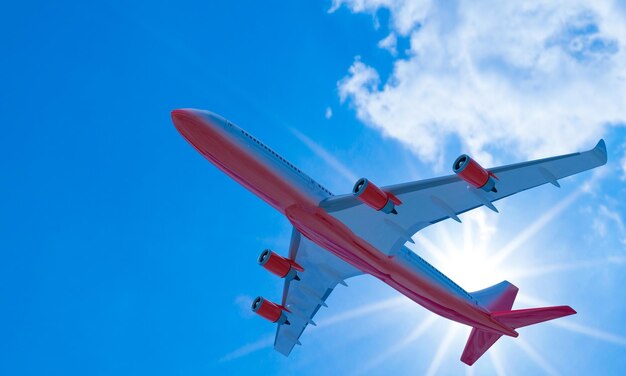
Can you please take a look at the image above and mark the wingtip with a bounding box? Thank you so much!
[593,139,608,164]
[563,305,577,316]
[275,346,292,357]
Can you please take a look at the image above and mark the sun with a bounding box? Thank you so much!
[410,209,509,293]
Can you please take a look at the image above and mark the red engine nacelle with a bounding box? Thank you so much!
[453,154,498,192]
[258,249,304,281]
[251,296,289,325]
[353,178,402,214]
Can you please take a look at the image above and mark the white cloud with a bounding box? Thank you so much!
[377,33,397,55]
[334,0,626,167]
[621,152,626,180]
[330,0,429,35]
[325,106,333,119]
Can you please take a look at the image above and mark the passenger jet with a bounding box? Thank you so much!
[171,109,607,365]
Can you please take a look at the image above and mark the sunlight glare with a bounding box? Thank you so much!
[515,338,559,376]
[355,316,438,374]
[424,211,514,292]
[488,347,506,376]
[425,325,461,376]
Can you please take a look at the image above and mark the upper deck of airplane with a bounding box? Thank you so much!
[224,119,334,198]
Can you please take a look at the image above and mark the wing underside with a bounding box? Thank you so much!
[274,229,362,355]
[322,140,607,256]
[274,140,607,356]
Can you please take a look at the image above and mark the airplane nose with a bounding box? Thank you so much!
[171,108,226,132]
[171,108,213,136]
[171,109,187,120]
[171,108,224,154]
[171,108,199,133]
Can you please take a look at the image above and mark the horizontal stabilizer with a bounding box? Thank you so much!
[492,305,576,329]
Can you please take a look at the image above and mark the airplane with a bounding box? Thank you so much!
[171,108,607,365]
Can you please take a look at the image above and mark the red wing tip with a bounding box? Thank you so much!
[563,306,577,315]
[551,305,577,316]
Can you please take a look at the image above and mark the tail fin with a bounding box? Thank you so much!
[461,281,576,366]
[472,280,518,312]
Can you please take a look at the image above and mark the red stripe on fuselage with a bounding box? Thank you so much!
[172,109,517,337]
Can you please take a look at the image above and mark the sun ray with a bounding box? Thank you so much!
[316,296,408,327]
[491,188,583,266]
[507,256,626,281]
[549,320,626,347]
[412,233,448,259]
[354,316,438,375]
[290,128,358,184]
[219,334,274,362]
[514,338,559,376]
[435,225,460,258]
[463,212,474,254]
[462,211,497,257]
[426,325,460,376]
[220,296,409,362]
[488,346,507,376]
[515,293,554,306]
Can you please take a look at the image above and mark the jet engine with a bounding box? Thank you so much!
[353,178,401,214]
[452,154,498,192]
[251,296,289,325]
[258,249,303,281]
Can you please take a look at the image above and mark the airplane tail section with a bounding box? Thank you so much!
[461,281,576,366]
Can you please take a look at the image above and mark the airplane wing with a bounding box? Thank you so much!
[274,228,363,355]
[321,140,607,256]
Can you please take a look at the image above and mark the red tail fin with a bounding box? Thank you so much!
[492,305,576,329]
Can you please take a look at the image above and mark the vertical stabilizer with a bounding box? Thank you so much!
[471,280,518,312]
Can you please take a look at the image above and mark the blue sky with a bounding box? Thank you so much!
[2,1,626,375]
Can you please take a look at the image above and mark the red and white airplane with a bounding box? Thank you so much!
[172,109,607,365]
